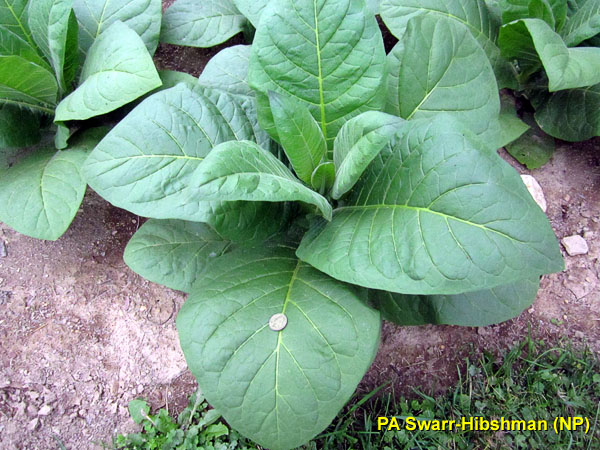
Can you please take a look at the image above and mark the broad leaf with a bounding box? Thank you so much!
[0,24,48,68]
[248,0,387,148]
[268,91,327,184]
[482,93,529,151]
[311,161,335,193]
[55,21,161,122]
[84,83,281,228]
[499,0,567,30]
[0,127,106,240]
[27,0,73,92]
[534,84,600,141]
[177,244,380,450]
[160,0,246,48]
[62,10,79,88]
[0,104,40,148]
[232,0,270,27]
[0,0,35,47]
[157,70,197,90]
[297,116,564,295]
[72,0,161,55]
[500,19,600,91]
[198,45,253,97]
[390,15,500,136]
[124,219,234,293]
[561,0,600,46]
[371,278,540,327]
[0,55,57,113]
[331,111,404,199]
[191,141,332,221]
[506,113,554,168]
[380,0,516,89]
[198,45,275,152]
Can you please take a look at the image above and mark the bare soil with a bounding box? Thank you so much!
[1,11,599,449]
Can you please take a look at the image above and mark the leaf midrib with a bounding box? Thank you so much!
[312,0,327,140]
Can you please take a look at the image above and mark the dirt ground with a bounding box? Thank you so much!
[1,10,599,450]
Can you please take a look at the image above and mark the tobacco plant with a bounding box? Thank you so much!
[84,0,564,448]
[380,0,600,169]
[0,0,162,240]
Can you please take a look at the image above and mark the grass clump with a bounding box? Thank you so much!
[316,338,600,450]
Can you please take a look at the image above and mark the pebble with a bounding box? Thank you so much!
[27,418,39,431]
[561,235,589,256]
[37,404,53,416]
[0,240,6,258]
[520,175,547,212]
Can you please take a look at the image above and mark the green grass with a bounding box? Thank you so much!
[314,338,600,450]
[112,337,600,450]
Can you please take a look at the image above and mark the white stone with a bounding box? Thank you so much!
[561,235,589,256]
[521,175,547,212]
[37,404,53,416]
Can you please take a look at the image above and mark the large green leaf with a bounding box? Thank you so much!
[500,18,600,91]
[177,244,380,450]
[27,0,73,92]
[72,0,161,55]
[84,83,278,223]
[0,24,48,68]
[232,0,270,27]
[482,93,529,151]
[331,111,404,200]
[506,112,554,168]
[0,104,40,147]
[561,0,600,46]
[370,278,539,327]
[198,45,253,97]
[0,55,57,114]
[248,0,387,148]
[499,0,567,30]
[534,84,600,141]
[0,127,105,240]
[124,219,234,293]
[198,45,275,152]
[388,15,500,136]
[268,91,327,184]
[160,0,246,48]
[380,0,516,89]
[297,116,564,295]
[0,0,35,47]
[191,140,332,221]
[54,21,161,122]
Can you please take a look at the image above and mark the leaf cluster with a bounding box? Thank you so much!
[0,0,163,240]
[80,0,568,448]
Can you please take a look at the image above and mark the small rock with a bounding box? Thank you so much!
[0,240,6,258]
[561,235,589,256]
[521,175,547,212]
[37,404,53,416]
[27,418,39,431]
[26,404,38,417]
[575,331,585,339]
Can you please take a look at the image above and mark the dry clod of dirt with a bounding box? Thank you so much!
[521,174,547,212]
[562,235,589,256]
